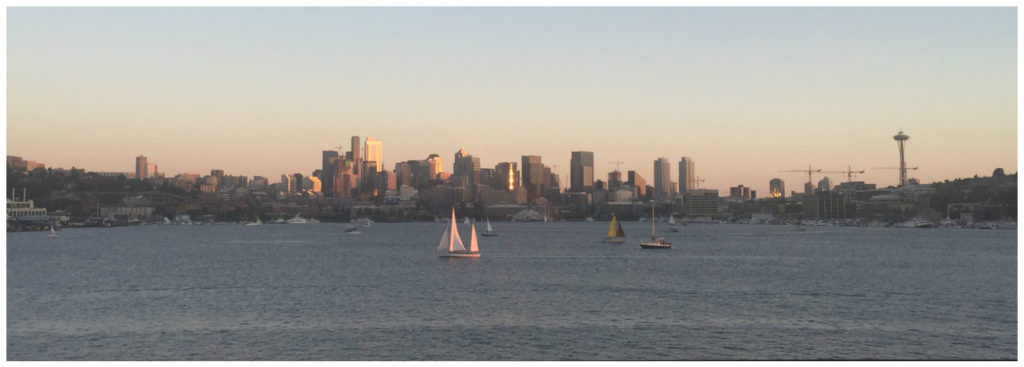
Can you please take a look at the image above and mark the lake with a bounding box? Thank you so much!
[6,222,1017,360]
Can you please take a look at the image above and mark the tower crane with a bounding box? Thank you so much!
[608,161,624,171]
[871,166,919,185]
[779,165,822,184]
[694,176,707,189]
[820,165,866,183]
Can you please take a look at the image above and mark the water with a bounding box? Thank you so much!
[7,222,1017,360]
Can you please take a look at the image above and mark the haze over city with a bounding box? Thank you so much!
[7,7,1017,194]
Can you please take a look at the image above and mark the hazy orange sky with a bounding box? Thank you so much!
[7,7,1017,194]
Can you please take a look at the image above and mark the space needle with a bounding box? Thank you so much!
[893,130,910,186]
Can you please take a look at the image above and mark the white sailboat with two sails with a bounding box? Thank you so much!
[438,208,481,258]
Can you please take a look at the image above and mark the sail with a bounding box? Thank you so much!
[486,219,493,232]
[669,215,676,224]
[607,216,618,237]
[469,224,479,253]
[449,208,467,252]
[616,221,625,237]
[437,227,450,252]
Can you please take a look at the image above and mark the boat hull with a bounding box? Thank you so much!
[640,243,672,249]
[439,252,481,258]
[603,236,625,244]
[481,232,498,237]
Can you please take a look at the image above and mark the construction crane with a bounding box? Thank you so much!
[779,165,822,184]
[608,161,624,171]
[694,176,707,189]
[820,165,866,183]
[871,166,919,184]
[872,166,919,170]
[332,145,345,153]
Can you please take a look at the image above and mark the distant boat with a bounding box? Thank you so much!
[438,208,480,258]
[47,226,59,238]
[286,214,308,224]
[667,214,680,232]
[463,216,470,225]
[246,218,262,227]
[640,204,671,249]
[895,218,932,228]
[361,218,373,227]
[345,226,361,235]
[603,214,626,244]
[481,218,498,237]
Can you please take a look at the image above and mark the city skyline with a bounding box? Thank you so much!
[7,7,1017,194]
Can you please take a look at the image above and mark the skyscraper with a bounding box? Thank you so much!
[426,154,443,179]
[494,162,518,191]
[653,157,671,200]
[818,177,832,191]
[322,150,339,196]
[350,136,361,175]
[678,157,695,193]
[522,155,546,200]
[135,155,148,180]
[453,148,481,188]
[769,178,785,198]
[627,170,647,198]
[364,137,382,173]
[570,151,595,193]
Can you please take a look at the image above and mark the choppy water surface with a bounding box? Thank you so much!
[7,222,1016,360]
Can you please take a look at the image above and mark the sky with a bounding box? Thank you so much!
[6,7,1018,195]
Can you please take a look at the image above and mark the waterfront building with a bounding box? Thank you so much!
[679,157,695,192]
[684,189,719,217]
[570,151,595,193]
[654,157,671,200]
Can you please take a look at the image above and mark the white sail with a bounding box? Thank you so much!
[486,219,493,232]
[469,224,479,253]
[449,208,467,252]
[669,215,676,224]
[437,226,450,252]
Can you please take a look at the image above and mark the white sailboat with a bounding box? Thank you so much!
[47,226,59,238]
[667,214,680,232]
[438,208,481,258]
[640,204,671,249]
[481,217,498,237]
[246,218,262,227]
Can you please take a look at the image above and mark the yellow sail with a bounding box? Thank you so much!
[607,215,618,237]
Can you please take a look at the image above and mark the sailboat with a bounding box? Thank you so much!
[438,208,481,258]
[640,204,672,249]
[481,217,498,237]
[47,225,59,238]
[603,214,626,244]
[246,217,262,227]
[667,214,680,232]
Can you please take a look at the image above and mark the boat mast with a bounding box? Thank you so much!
[651,202,656,240]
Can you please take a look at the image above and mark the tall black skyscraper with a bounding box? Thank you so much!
[322,150,339,197]
[570,151,594,193]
